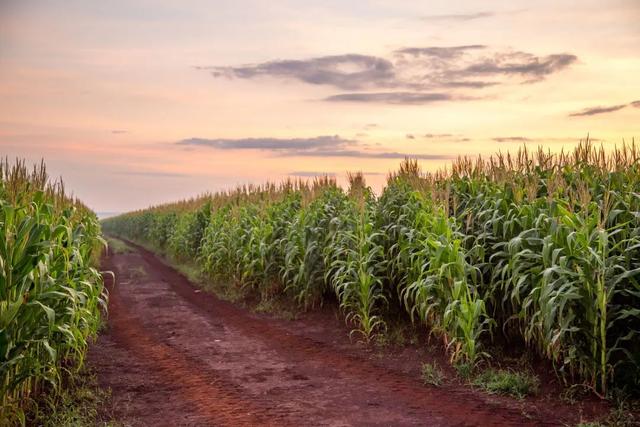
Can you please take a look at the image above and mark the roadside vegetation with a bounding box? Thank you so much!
[421,362,445,387]
[102,141,640,399]
[105,237,132,255]
[0,160,107,425]
[24,366,117,427]
[473,368,539,398]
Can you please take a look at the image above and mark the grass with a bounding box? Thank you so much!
[454,362,475,381]
[375,319,420,349]
[23,368,120,427]
[106,237,132,254]
[473,368,539,399]
[421,362,445,386]
[597,397,639,427]
[161,251,252,305]
[576,404,638,427]
[254,296,299,320]
[128,266,148,280]
[206,280,250,304]
[168,259,202,285]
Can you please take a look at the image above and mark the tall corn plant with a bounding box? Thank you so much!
[199,206,244,285]
[167,201,211,261]
[523,197,639,395]
[379,174,492,366]
[324,179,387,342]
[280,189,347,308]
[377,177,426,304]
[0,161,106,424]
[402,209,492,365]
[102,142,640,394]
[237,196,300,297]
[327,202,387,342]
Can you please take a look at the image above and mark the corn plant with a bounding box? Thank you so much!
[401,209,492,365]
[0,160,106,424]
[326,186,387,342]
[280,189,345,307]
[102,141,640,394]
[167,202,211,261]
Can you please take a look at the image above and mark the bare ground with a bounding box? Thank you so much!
[88,242,605,426]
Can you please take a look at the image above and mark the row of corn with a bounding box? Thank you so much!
[102,142,640,395]
[0,160,106,424]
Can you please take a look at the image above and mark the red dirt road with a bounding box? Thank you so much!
[89,243,565,426]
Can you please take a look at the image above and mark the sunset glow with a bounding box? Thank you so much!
[1,0,638,213]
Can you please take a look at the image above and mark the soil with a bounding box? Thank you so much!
[88,241,609,426]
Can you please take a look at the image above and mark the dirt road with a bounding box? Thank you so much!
[88,242,561,426]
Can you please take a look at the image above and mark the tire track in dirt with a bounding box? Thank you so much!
[90,241,556,426]
[101,255,291,426]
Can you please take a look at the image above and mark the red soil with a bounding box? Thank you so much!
[88,242,606,426]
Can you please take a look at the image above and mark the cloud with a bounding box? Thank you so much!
[420,133,470,142]
[569,100,640,117]
[289,171,336,177]
[424,133,454,138]
[324,92,461,105]
[394,45,487,59]
[569,104,628,117]
[289,171,384,177]
[119,171,189,178]
[491,135,597,143]
[461,53,577,82]
[177,135,350,151]
[293,150,451,160]
[421,12,494,22]
[392,48,576,86]
[111,129,128,134]
[492,136,533,143]
[406,134,415,139]
[441,80,499,88]
[177,135,451,160]
[201,54,395,90]
[200,45,578,104]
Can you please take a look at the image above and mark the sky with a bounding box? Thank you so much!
[1,0,639,213]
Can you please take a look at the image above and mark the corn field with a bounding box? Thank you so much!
[0,160,107,424]
[102,142,640,395]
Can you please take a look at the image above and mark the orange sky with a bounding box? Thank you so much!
[1,0,639,213]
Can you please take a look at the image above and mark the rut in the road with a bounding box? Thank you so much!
[106,276,289,426]
[89,242,553,427]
